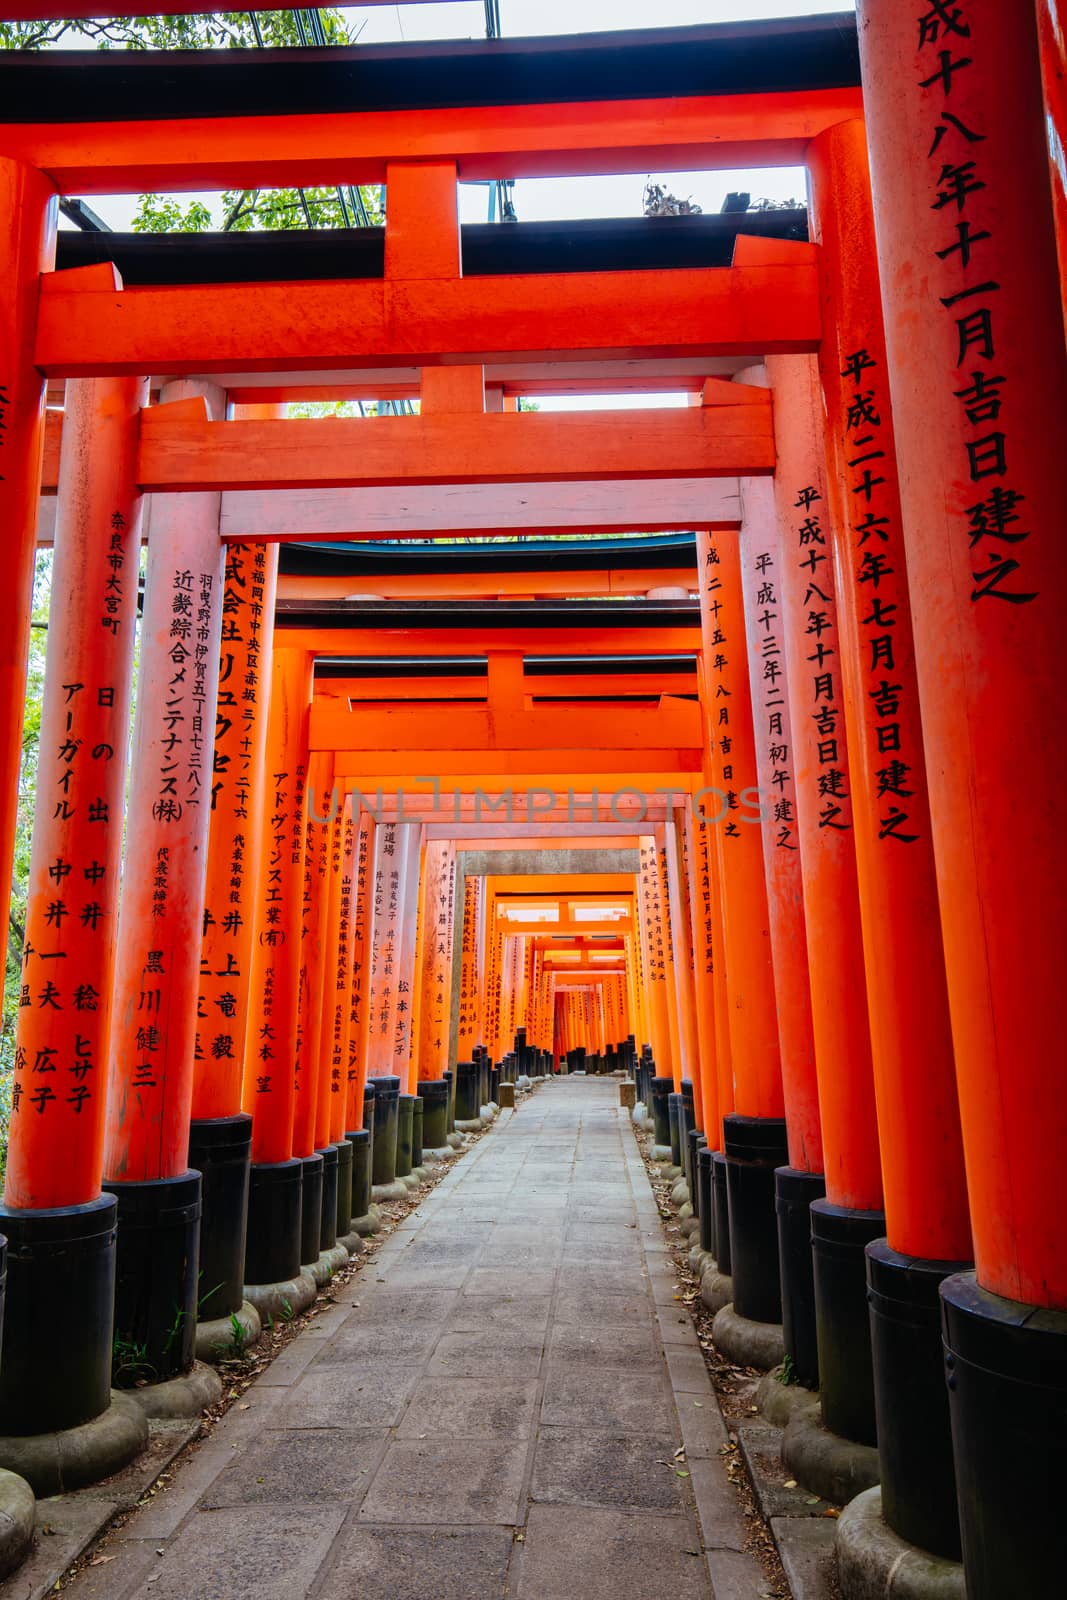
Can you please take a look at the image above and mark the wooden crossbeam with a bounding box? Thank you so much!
[35,254,819,377]
[133,396,772,492]
[309,697,701,753]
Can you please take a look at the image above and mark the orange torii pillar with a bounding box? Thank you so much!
[291,751,337,1273]
[767,351,883,1409]
[696,526,787,1329]
[736,465,825,1387]
[637,833,675,1152]
[808,119,973,1533]
[662,815,702,1185]
[413,837,456,1150]
[856,7,1067,1587]
[0,159,55,995]
[242,647,314,1311]
[345,806,376,1228]
[191,536,278,1351]
[680,808,720,1143]
[455,873,484,1117]
[0,378,149,1474]
[655,823,690,1148]
[103,380,225,1384]
[364,819,412,1190]
[320,794,358,1245]
[392,822,424,1178]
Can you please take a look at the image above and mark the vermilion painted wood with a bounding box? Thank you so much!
[105,381,226,1183]
[858,1,1067,1305]
[767,352,880,1212]
[0,90,862,195]
[345,809,374,1131]
[4,377,146,1210]
[243,648,311,1164]
[291,750,332,1159]
[193,411,281,1121]
[810,119,969,1260]
[736,467,822,1174]
[217,480,741,543]
[132,402,774,493]
[696,526,784,1120]
[309,699,702,753]
[325,798,355,1146]
[34,258,820,377]
[0,158,55,997]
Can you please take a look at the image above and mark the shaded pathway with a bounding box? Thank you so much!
[66,1080,763,1599]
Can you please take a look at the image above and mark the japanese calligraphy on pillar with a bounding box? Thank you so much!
[915,0,1037,603]
[456,876,481,1056]
[744,537,800,852]
[789,482,853,835]
[195,543,277,1120]
[8,396,143,1204]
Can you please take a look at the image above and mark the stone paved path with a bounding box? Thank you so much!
[66,1079,763,1600]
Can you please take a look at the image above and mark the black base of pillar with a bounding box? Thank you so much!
[335,1136,354,1238]
[711,1151,731,1274]
[940,1271,1067,1597]
[867,1241,968,1561]
[188,1113,252,1323]
[346,1130,371,1220]
[103,1171,201,1386]
[811,1198,885,1445]
[361,1081,376,1178]
[697,1148,715,1255]
[667,1093,683,1166]
[650,1075,673,1148]
[442,1069,454,1131]
[455,1061,480,1122]
[317,1146,339,1251]
[420,1080,449,1148]
[724,1115,788,1325]
[299,1153,324,1268]
[687,1130,706,1206]
[396,1095,415,1177]
[244,1159,303,1286]
[774,1166,825,1390]
[679,1082,695,1175]
[0,1195,116,1433]
[371,1076,400,1185]
[412,1096,423,1167]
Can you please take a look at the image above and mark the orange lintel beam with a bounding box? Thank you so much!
[2,90,862,196]
[279,628,702,657]
[333,750,702,778]
[35,258,819,378]
[318,674,698,701]
[281,575,699,605]
[135,398,773,493]
[310,700,702,753]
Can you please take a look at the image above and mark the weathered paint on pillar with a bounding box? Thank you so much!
[243,647,310,1164]
[194,540,278,1121]
[857,1,1067,1303]
[737,468,823,1174]
[0,159,57,988]
[696,527,784,1121]
[5,377,146,1209]
[767,352,882,1213]
[106,381,226,1183]
[809,120,970,1261]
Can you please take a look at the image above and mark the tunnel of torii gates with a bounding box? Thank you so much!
[0,3,1061,1595]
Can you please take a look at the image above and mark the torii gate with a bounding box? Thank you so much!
[0,9,1061,1594]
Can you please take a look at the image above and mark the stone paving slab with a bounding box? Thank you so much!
[60,1080,770,1600]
